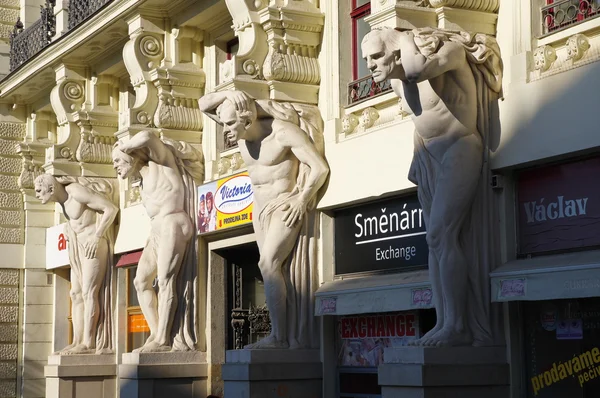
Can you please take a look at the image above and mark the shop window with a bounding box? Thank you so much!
[348,0,392,105]
[126,267,156,352]
[334,309,435,398]
[523,298,600,397]
[542,0,600,35]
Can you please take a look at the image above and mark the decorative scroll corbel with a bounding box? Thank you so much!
[566,34,590,62]
[49,77,86,163]
[123,30,164,126]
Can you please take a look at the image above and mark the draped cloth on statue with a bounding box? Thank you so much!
[162,138,204,351]
[60,177,115,352]
[407,28,503,346]
[257,100,324,349]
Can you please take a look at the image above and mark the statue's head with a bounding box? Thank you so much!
[34,174,57,205]
[361,28,404,83]
[216,99,257,143]
[112,143,139,179]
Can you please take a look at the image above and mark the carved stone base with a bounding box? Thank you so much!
[223,349,323,398]
[45,354,117,398]
[118,352,208,398]
[379,347,509,398]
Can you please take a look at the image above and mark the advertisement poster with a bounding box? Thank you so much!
[45,223,70,269]
[197,171,254,234]
[336,312,419,367]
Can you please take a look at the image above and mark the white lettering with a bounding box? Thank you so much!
[523,196,590,224]
[375,245,417,261]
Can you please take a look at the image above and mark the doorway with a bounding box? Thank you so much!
[215,242,271,350]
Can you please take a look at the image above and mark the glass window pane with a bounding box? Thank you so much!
[355,15,371,78]
[127,269,139,307]
[355,0,370,8]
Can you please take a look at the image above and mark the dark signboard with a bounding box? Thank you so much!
[334,195,428,275]
[518,157,600,255]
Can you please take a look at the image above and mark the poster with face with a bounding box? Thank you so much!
[198,181,217,233]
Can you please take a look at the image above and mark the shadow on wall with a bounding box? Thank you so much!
[495,60,600,168]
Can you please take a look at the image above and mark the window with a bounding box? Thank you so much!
[348,0,392,105]
[126,267,155,352]
[542,0,600,35]
[227,38,239,60]
[523,298,600,397]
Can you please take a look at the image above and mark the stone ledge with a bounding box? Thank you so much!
[378,363,509,387]
[225,349,320,364]
[44,364,117,378]
[119,363,208,380]
[383,346,507,365]
[222,362,322,381]
[381,385,510,398]
[122,351,206,365]
[47,354,115,366]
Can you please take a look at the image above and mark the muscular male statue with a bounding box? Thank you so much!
[362,27,503,347]
[35,175,118,354]
[200,91,329,349]
[112,131,203,352]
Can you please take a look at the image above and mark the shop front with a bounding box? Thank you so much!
[316,193,435,398]
[492,156,600,398]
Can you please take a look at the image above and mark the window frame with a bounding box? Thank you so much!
[541,0,600,36]
[351,0,371,81]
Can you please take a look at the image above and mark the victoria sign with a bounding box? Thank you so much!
[518,157,600,255]
[334,194,428,275]
[198,171,254,234]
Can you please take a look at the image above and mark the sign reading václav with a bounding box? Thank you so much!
[334,194,428,275]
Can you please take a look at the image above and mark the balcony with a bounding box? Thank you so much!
[542,0,600,35]
[9,0,56,72]
[68,0,113,30]
[347,75,392,106]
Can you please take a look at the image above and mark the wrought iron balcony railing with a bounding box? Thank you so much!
[347,75,392,106]
[68,0,113,30]
[542,0,600,35]
[9,0,56,72]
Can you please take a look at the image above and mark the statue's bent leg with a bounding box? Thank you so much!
[132,237,159,352]
[423,134,483,347]
[59,268,83,354]
[246,207,302,349]
[147,212,192,352]
[80,238,109,351]
[412,207,446,345]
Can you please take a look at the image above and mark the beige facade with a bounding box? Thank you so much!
[0,0,596,397]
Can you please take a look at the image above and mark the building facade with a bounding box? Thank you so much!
[0,0,596,397]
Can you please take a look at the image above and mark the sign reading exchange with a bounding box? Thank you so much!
[334,195,428,275]
[517,157,600,255]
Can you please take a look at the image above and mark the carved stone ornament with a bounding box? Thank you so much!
[533,45,557,72]
[359,107,380,130]
[342,113,359,135]
[217,156,232,176]
[112,131,204,352]
[199,90,329,349]
[428,0,499,12]
[34,175,118,354]
[362,27,504,347]
[230,152,244,171]
[566,34,590,62]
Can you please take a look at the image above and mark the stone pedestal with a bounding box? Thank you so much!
[378,347,509,398]
[118,351,208,398]
[45,354,117,398]
[223,349,323,398]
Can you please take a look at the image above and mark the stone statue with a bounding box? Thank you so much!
[200,91,329,349]
[362,27,503,347]
[34,175,118,354]
[112,131,204,352]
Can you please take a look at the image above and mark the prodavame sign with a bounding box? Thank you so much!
[197,171,254,234]
[518,157,600,255]
[334,195,428,275]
